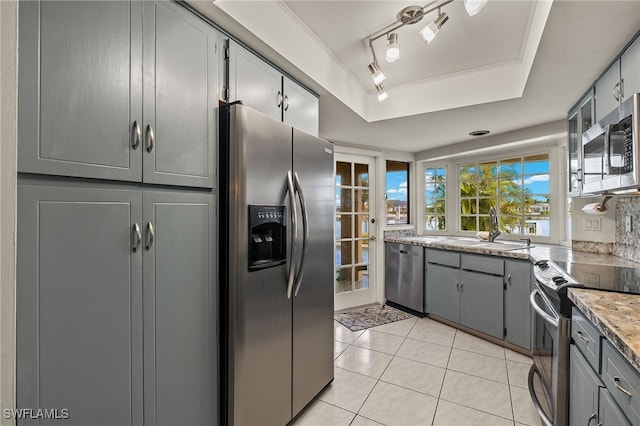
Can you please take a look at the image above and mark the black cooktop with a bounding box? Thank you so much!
[553,261,640,295]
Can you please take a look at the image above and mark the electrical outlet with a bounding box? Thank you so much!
[625,215,633,233]
[583,217,602,231]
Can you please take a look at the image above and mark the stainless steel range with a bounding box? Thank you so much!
[528,259,640,426]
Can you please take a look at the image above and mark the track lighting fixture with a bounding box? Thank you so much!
[375,84,389,102]
[368,62,386,85]
[418,11,448,45]
[365,0,488,102]
[385,33,399,63]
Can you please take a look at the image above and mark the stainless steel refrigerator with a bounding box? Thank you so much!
[219,103,335,426]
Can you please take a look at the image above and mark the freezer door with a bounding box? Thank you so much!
[291,129,335,416]
[226,105,294,426]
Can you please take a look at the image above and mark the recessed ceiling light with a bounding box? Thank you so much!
[469,130,490,136]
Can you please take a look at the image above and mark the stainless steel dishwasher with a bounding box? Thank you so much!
[385,243,424,313]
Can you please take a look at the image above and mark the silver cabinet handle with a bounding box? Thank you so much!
[277,91,283,108]
[456,281,460,291]
[576,331,589,342]
[284,95,289,111]
[613,83,620,101]
[460,282,464,292]
[146,222,154,251]
[293,172,308,296]
[620,78,624,100]
[286,171,297,299]
[613,377,632,397]
[577,168,583,182]
[146,124,155,153]
[507,274,512,285]
[587,412,597,426]
[132,120,141,150]
[132,223,141,253]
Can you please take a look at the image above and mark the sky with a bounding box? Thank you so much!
[386,171,408,201]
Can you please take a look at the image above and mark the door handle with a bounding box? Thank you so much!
[284,95,290,111]
[286,171,297,299]
[277,91,283,108]
[587,412,597,426]
[613,83,620,102]
[145,222,155,251]
[146,124,155,153]
[605,123,614,174]
[613,377,632,397]
[369,235,376,241]
[576,331,589,343]
[293,172,308,297]
[132,223,142,253]
[132,120,141,150]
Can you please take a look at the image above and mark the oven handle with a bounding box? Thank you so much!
[528,364,554,426]
[605,123,613,174]
[530,289,559,329]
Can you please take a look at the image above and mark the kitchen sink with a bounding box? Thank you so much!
[476,241,534,251]
[436,238,487,247]
[402,236,446,243]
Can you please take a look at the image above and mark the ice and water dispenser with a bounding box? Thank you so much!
[248,205,287,271]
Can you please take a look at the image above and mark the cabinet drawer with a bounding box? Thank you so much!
[601,340,640,425]
[461,253,504,275]
[426,249,460,268]
[572,308,602,372]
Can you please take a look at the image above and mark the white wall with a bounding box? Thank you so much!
[0,0,18,423]
[571,197,617,243]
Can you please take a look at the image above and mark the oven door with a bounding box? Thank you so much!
[529,286,570,426]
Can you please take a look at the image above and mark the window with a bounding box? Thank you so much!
[385,161,410,225]
[459,154,550,236]
[424,166,446,230]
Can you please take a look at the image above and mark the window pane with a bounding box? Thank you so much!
[524,155,550,174]
[460,199,476,214]
[524,216,550,237]
[335,267,352,293]
[336,162,351,186]
[478,179,497,196]
[355,240,369,264]
[500,159,522,177]
[355,163,369,186]
[461,216,477,231]
[355,265,369,290]
[354,189,369,213]
[501,197,522,215]
[335,214,352,239]
[478,162,498,178]
[459,165,476,181]
[501,215,522,234]
[386,161,410,225]
[460,181,476,197]
[355,215,369,238]
[336,188,352,213]
[524,174,550,193]
[478,198,497,214]
[335,241,352,266]
[478,216,490,232]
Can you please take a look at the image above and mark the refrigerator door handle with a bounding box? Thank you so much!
[286,170,298,299]
[293,172,309,296]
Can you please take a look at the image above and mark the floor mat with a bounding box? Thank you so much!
[334,304,415,332]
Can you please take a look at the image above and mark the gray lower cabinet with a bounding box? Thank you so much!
[570,345,602,426]
[17,183,216,426]
[504,259,533,350]
[460,270,503,339]
[426,263,460,323]
[18,1,218,188]
[599,388,631,426]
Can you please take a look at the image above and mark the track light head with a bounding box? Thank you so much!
[368,62,386,85]
[463,0,487,16]
[419,11,448,44]
[385,33,399,63]
[375,84,388,102]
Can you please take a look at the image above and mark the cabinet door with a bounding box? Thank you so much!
[426,264,460,322]
[143,190,216,426]
[283,77,319,137]
[504,260,532,350]
[621,36,640,102]
[18,0,143,181]
[143,1,217,188]
[596,61,621,122]
[460,270,504,339]
[599,388,632,426]
[17,184,143,426]
[569,346,601,426]
[228,40,283,121]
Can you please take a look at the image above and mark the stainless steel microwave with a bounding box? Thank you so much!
[581,93,640,195]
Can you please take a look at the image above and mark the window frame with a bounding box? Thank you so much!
[423,165,448,232]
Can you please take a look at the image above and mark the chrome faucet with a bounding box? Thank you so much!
[488,206,501,242]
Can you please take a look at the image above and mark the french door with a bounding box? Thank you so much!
[334,153,377,311]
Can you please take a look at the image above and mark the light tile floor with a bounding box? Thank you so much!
[292,316,543,426]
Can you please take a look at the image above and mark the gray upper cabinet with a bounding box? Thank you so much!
[142,1,218,188]
[283,77,319,136]
[567,91,594,197]
[142,190,216,426]
[18,0,218,188]
[17,184,144,426]
[621,35,640,103]
[227,41,320,136]
[504,260,532,350]
[18,0,143,182]
[228,40,283,121]
[595,61,621,123]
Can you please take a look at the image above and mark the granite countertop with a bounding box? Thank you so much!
[569,288,640,372]
[384,235,640,267]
